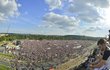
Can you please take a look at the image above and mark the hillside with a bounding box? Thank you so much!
[0,33,101,41]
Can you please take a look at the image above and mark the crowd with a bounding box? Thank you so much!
[18,40,95,65]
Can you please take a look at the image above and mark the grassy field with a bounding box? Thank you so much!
[0,64,11,70]
[0,53,15,60]
[55,55,85,70]
[0,53,15,70]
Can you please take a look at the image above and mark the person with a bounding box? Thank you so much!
[108,30,110,41]
[107,30,110,47]
[89,39,110,70]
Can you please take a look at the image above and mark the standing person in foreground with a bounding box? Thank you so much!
[89,39,110,70]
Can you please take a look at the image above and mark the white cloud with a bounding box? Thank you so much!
[42,0,110,36]
[0,0,20,22]
[89,0,110,8]
[42,12,79,31]
[68,0,110,8]
[85,26,102,32]
[45,0,62,10]
[67,0,110,23]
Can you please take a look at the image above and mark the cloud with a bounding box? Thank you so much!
[67,0,109,23]
[42,12,79,31]
[44,0,110,25]
[68,0,110,8]
[84,26,102,32]
[45,0,62,10]
[42,0,110,36]
[89,0,110,8]
[0,0,20,22]
[78,26,103,37]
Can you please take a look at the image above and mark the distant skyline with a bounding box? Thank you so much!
[0,0,110,37]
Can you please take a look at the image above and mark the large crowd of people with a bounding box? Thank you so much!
[17,40,95,68]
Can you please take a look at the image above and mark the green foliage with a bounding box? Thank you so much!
[0,64,11,70]
[0,33,101,41]
[0,53,14,59]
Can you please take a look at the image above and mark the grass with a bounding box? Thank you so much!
[0,53,15,60]
[0,53,14,70]
[55,55,85,70]
[0,64,11,70]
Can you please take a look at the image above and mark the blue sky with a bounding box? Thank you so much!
[0,0,110,37]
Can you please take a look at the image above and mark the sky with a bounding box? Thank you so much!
[0,0,110,37]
